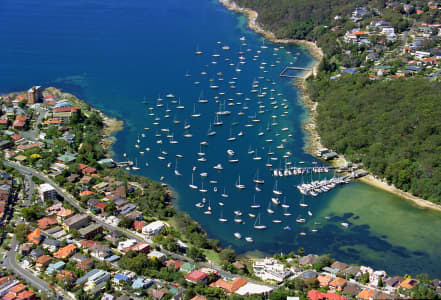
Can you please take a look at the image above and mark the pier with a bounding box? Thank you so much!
[280,66,312,78]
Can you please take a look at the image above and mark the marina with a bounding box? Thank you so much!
[3,0,441,277]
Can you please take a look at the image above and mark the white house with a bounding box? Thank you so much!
[253,258,292,282]
[142,220,166,236]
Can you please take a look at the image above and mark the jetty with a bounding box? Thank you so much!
[280,66,312,78]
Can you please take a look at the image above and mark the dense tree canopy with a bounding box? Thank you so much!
[307,74,441,203]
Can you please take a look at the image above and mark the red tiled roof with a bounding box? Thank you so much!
[10,135,22,141]
[95,202,107,210]
[79,190,95,197]
[54,244,76,259]
[165,260,184,270]
[53,106,80,113]
[27,228,41,245]
[79,240,100,249]
[357,289,374,300]
[133,220,147,231]
[185,270,207,283]
[38,217,57,230]
[9,283,26,295]
[16,289,35,300]
[308,289,347,300]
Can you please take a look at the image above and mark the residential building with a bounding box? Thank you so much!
[63,214,89,231]
[253,258,292,282]
[84,270,111,291]
[185,270,208,284]
[79,223,103,239]
[27,228,42,245]
[46,261,65,275]
[307,289,347,300]
[53,244,77,259]
[142,220,166,236]
[27,86,43,105]
[39,183,57,202]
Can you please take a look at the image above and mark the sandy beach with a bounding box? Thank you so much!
[219,0,441,213]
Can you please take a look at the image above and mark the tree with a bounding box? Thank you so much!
[187,246,205,261]
[297,247,305,255]
[219,246,237,263]
[15,224,30,243]
[119,216,134,229]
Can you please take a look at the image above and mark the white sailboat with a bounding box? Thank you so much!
[218,210,228,223]
[191,104,201,118]
[281,196,290,208]
[266,201,274,214]
[273,180,282,195]
[235,175,245,189]
[189,173,198,190]
[221,188,228,198]
[254,213,267,230]
[174,159,182,176]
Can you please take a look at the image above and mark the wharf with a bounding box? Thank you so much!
[280,66,312,78]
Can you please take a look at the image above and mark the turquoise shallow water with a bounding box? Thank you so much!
[1,0,440,277]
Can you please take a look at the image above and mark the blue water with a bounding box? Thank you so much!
[1,0,441,277]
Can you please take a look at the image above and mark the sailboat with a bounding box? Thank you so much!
[132,158,140,170]
[204,200,212,215]
[273,180,282,195]
[221,188,228,198]
[235,175,245,189]
[189,173,198,190]
[296,215,306,223]
[281,197,290,209]
[218,210,228,223]
[271,197,280,205]
[191,104,201,118]
[247,146,255,155]
[174,159,182,176]
[199,180,208,193]
[227,128,236,142]
[213,114,223,126]
[283,207,292,217]
[266,201,274,214]
[300,195,308,207]
[207,123,216,136]
[254,213,267,230]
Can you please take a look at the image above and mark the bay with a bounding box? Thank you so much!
[0,0,440,277]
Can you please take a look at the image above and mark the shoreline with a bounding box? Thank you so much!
[44,87,124,153]
[218,0,441,213]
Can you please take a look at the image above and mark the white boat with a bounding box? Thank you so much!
[281,197,290,208]
[296,215,306,223]
[174,159,182,176]
[234,232,242,239]
[189,173,198,190]
[254,214,267,230]
[234,218,243,223]
[227,149,235,156]
[191,104,201,118]
[234,210,242,216]
[273,180,282,195]
[308,211,313,216]
[245,237,253,243]
[235,175,245,189]
[271,197,280,205]
[250,195,261,209]
[219,211,228,223]
[272,219,282,224]
[221,188,228,198]
[213,163,223,170]
[266,201,274,214]
[248,213,256,218]
[341,222,349,228]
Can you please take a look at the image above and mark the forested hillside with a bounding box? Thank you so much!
[307,74,441,203]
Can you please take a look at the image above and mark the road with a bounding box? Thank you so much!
[2,237,56,296]
[4,161,274,289]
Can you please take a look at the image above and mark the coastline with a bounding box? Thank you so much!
[218,0,441,213]
[44,87,124,153]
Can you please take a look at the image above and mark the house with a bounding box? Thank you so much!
[384,276,403,292]
[342,284,360,297]
[210,277,248,294]
[357,289,374,300]
[299,254,318,266]
[342,265,360,276]
[142,221,166,236]
[9,283,27,296]
[132,277,152,290]
[133,220,147,232]
[253,258,292,282]
[235,282,274,296]
[56,270,76,283]
[76,258,94,271]
[307,289,347,300]
[70,253,88,263]
[113,273,130,285]
[91,244,110,260]
[79,223,103,239]
[38,217,58,230]
[185,270,208,284]
[54,244,77,259]
[124,241,150,254]
[180,263,196,274]
[118,239,137,251]
[46,261,66,275]
[17,290,36,300]
[190,296,207,300]
[147,250,166,262]
[29,248,45,260]
[27,228,42,245]
[331,261,348,272]
[317,275,332,287]
[400,278,419,289]
[84,270,111,291]
[165,260,184,270]
[149,288,168,300]
[20,244,33,256]
[329,277,347,291]
[63,214,89,231]
[56,208,74,221]
[41,238,61,252]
